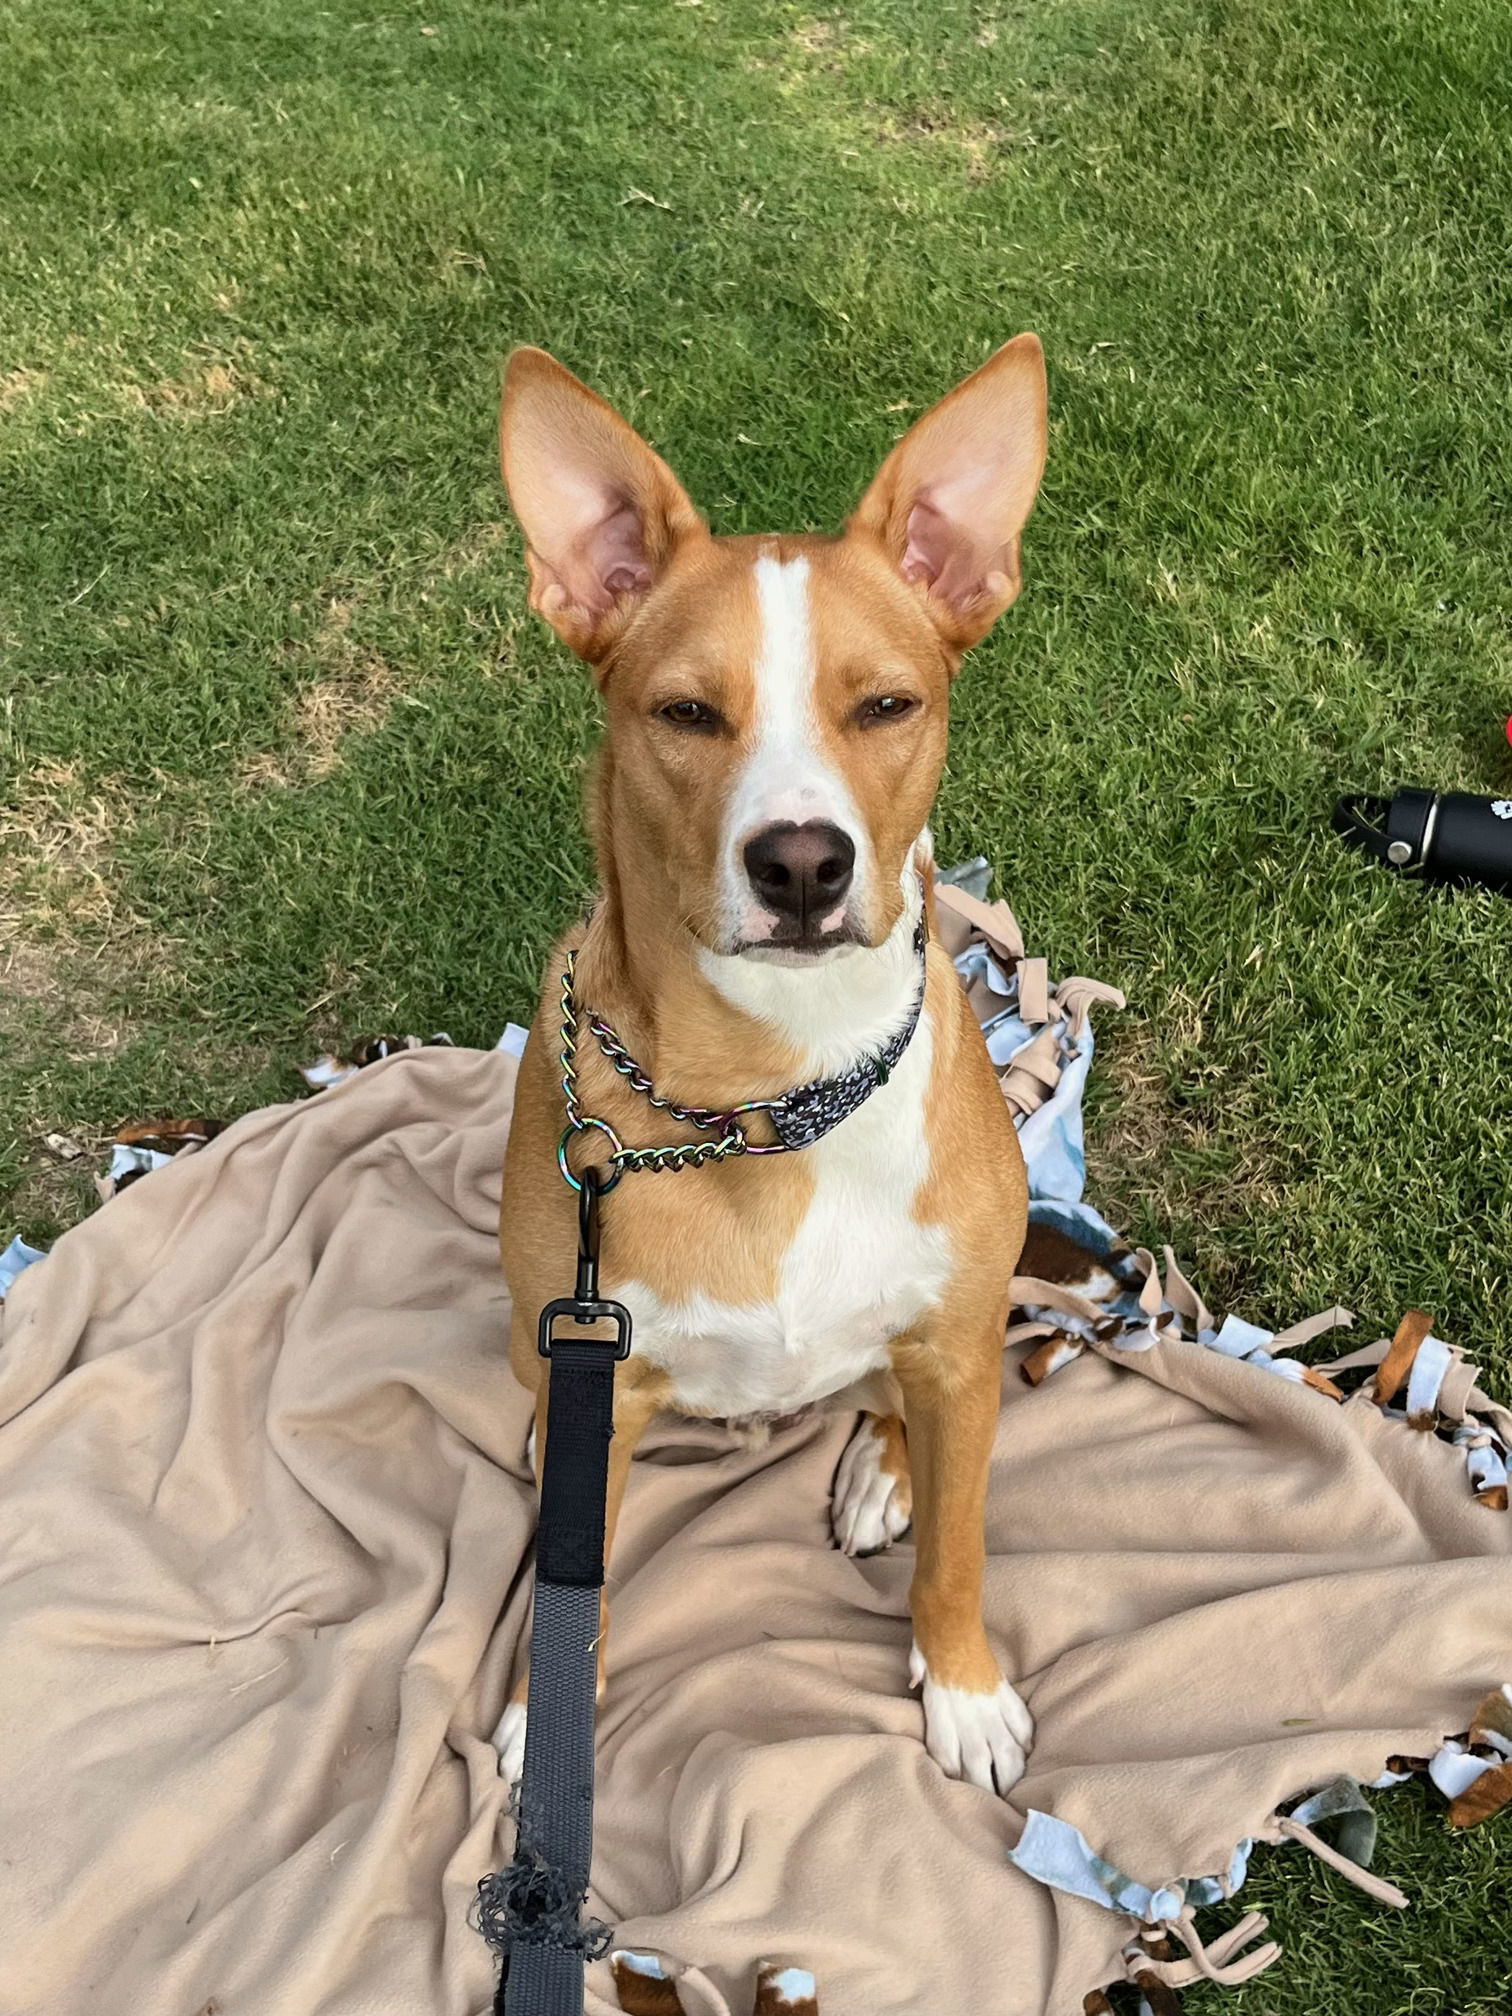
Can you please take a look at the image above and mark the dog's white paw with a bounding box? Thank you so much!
[493,1699,528,1784]
[910,1643,1033,1797]
[831,1417,912,1556]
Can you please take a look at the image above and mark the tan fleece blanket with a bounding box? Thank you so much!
[1,1042,1509,2016]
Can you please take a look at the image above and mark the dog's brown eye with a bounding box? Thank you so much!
[859,694,918,726]
[658,699,721,732]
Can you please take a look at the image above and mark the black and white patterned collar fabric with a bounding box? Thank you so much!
[764,917,929,1151]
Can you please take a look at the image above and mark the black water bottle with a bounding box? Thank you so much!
[1334,790,1512,895]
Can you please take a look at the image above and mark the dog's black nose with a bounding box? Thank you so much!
[744,820,856,931]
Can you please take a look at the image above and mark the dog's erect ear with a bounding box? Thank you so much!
[500,348,707,665]
[849,334,1047,653]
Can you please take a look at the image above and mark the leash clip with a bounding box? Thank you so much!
[538,1167,633,1360]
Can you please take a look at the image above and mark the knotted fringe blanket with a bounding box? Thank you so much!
[1,880,1508,2016]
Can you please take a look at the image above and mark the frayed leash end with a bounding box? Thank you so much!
[476,1846,614,1959]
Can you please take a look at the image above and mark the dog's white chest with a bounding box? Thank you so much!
[618,1008,951,1417]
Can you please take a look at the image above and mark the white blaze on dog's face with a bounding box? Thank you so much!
[723,550,864,954]
[499,338,1047,959]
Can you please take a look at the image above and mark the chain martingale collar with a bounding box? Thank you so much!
[556,918,929,1192]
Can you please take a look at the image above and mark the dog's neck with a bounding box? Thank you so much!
[574,801,930,1108]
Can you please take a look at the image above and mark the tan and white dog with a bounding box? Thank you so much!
[494,336,1047,1797]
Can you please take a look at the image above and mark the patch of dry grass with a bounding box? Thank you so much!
[0,758,177,1062]
[125,358,265,416]
[1,756,132,930]
[238,602,403,789]
[0,366,47,411]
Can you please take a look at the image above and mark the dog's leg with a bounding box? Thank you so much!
[831,1412,912,1555]
[892,1320,1032,1797]
[493,1372,659,1783]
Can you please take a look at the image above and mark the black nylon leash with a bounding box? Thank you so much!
[479,1168,630,2015]
[478,920,929,2007]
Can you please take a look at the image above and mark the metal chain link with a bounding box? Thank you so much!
[586,1011,775,1130]
[557,950,772,1192]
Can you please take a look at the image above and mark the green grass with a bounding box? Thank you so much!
[3,0,1510,2005]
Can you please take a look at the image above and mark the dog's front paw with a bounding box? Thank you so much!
[910,1643,1033,1797]
[831,1414,912,1556]
[493,1699,528,1785]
